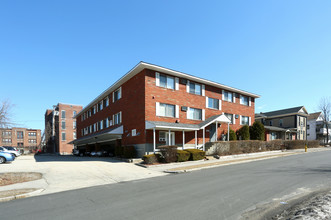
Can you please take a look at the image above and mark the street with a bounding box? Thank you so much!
[1,150,331,220]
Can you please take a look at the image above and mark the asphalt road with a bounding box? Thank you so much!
[1,150,331,220]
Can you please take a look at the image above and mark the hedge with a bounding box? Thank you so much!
[142,154,161,164]
[184,149,206,161]
[206,140,322,156]
[157,145,177,163]
[176,150,190,162]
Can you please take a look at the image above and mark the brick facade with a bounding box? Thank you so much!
[75,62,259,156]
[45,103,82,154]
[0,127,41,153]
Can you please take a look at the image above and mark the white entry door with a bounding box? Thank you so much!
[165,132,175,145]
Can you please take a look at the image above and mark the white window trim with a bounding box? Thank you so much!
[240,115,242,125]
[233,93,236,103]
[156,102,160,116]
[202,85,205,96]
[219,99,222,110]
[202,109,205,121]
[186,80,190,93]
[175,77,179,90]
[249,97,252,107]
[175,105,179,118]
[233,114,236,125]
[222,90,225,100]
[155,72,160,86]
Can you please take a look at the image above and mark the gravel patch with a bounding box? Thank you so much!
[0,172,42,186]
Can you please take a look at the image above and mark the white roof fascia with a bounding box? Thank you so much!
[76,62,260,117]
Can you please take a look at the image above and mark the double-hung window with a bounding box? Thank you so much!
[61,110,66,119]
[189,82,202,95]
[159,74,175,89]
[225,113,234,124]
[207,97,219,109]
[62,121,66,130]
[104,97,109,107]
[188,107,202,120]
[240,95,249,106]
[159,103,175,117]
[98,101,103,111]
[61,132,66,141]
[114,88,121,102]
[223,91,232,102]
[114,112,122,125]
[241,116,249,125]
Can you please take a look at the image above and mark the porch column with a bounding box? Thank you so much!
[227,122,230,141]
[153,128,156,153]
[203,128,205,151]
[195,130,197,148]
[168,129,171,145]
[182,130,185,150]
[215,121,218,141]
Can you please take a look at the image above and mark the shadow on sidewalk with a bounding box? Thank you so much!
[33,155,125,163]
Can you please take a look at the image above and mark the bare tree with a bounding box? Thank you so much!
[319,97,331,145]
[0,99,13,128]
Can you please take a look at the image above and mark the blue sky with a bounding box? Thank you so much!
[0,0,331,131]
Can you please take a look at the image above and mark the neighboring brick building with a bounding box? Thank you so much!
[0,127,41,153]
[73,62,260,157]
[45,103,82,154]
[255,106,308,141]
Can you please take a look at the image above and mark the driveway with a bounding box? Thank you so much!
[0,155,167,195]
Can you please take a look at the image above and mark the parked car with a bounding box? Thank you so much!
[0,151,15,164]
[0,146,21,157]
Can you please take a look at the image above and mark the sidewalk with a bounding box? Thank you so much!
[144,147,331,173]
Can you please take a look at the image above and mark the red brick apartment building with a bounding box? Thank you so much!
[0,127,41,153]
[73,62,260,157]
[45,103,82,154]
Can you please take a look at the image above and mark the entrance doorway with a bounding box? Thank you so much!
[210,124,217,142]
[165,132,175,145]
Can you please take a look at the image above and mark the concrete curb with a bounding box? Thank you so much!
[0,188,44,203]
[164,152,302,174]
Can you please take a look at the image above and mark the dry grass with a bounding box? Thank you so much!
[0,172,42,186]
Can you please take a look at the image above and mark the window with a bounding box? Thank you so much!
[225,113,233,124]
[108,117,112,127]
[208,97,219,109]
[223,91,232,102]
[188,107,202,120]
[114,88,121,102]
[159,131,166,142]
[241,116,249,125]
[88,110,92,117]
[269,121,273,126]
[104,97,109,107]
[240,96,249,106]
[99,120,103,130]
[17,131,24,139]
[73,132,76,139]
[189,82,201,95]
[73,121,76,129]
[93,123,96,132]
[2,138,11,143]
[61,110,66,119]
[307,124,310,129]
[159,103,175,117]
[114,112,122,125]
[2,131,11,136]
[279,119,283,127]
[28,139,37,143]
[62,121,66,130]
[98,101,103,111]
[159,74,175,89]
[73,111,77,117]
[28,132,36,136]
[61,132,66,141]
